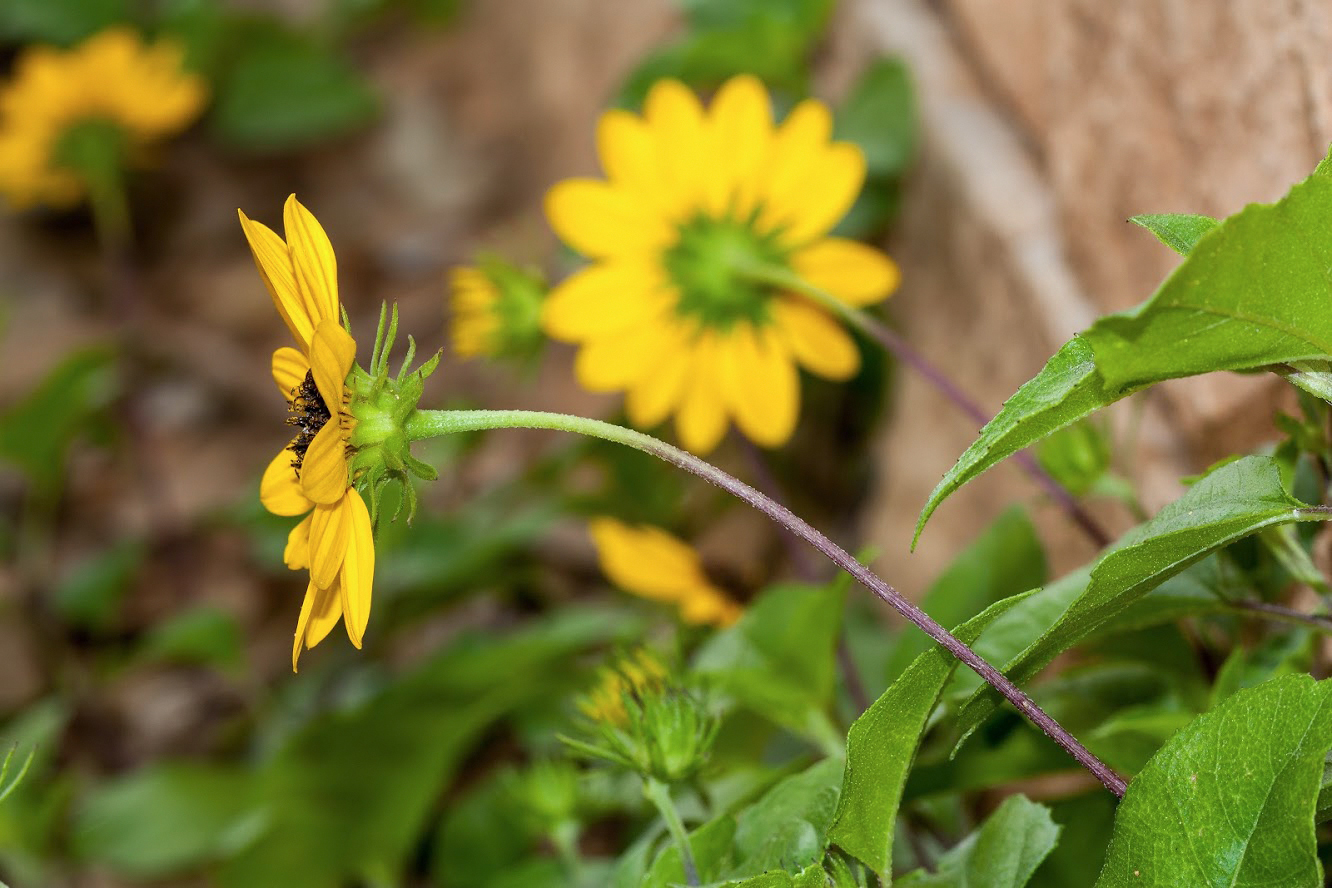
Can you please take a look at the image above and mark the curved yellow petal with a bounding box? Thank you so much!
[771,143,866,246]
[717,325,799,448]
[239,210,310,350]
[588,518,713,601]
[308,498,350,590]
[790,238,901,307]
[272,346,308,398]
[573,321,680,393]
[545,179,675,259]
[292,578,342,672]
[625,342,690,429]
[643,79,707,216]
[773,298,860,380]
[300,421,348,506]
[541,262,673,341]
[679,589,742,627]
[674,333,729,454]
[309,319,355,411]
[597,110,675,219]
[339,489,374,649]
[284,513,313,571]
[261,445,312,516]
[704,74,772,219]
[283,195,339,326]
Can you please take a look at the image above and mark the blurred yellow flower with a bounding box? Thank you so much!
[240,195,374,671]
[589,518,741,627]
[448,260,545,361]
[577,649,667,727]
[0,27,206,209]
[544,74,900,453]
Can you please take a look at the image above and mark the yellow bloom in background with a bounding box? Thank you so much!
[543,74,900,454]
[0,27,206,209]
[589,518,741,627]
[240,195,374,671]
[448,260,545,362]
[577,649,667,727]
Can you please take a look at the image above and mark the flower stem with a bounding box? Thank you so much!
[405,408,1128,797]
[741,263,1112,550]
[642,776,699,886]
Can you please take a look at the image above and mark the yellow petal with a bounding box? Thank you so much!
[261,445,312,516]
[790,238,901,307]
[541,262,672,341]
[283,195,339,326]
[704,74,772,218]
[773,298,860,380]
[674,333,729,454]
[292,578,342,672]
[771,143,866,246]
[272,346,308,398]
[545,179,675,259]
[339,489,374,648]
[309,319,355,410]
[284,513,313,570]
[239,209,310,350]
[300,421,348,505]
[625,343,690,428]
[717,325,799,448]
[643,79,708,216]
[308,498,350,590]
[597,110,675,219]
[679,590,742,627]
[588,518,712,601]
[573,321,680,393]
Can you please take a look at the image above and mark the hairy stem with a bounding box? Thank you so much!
[743,264,1112,549]
[406,409,1128,797]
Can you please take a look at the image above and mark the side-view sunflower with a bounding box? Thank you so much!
[543,74,900,454]
[240,195,374,671]
[0,27,206,209]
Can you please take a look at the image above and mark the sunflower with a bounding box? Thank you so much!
[588,518,741,627]
[448,260,545,362]
[0,27,206,209]
[239,195,374,671]
[543,74,900,454]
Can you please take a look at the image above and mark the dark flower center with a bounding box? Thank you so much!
[286,370,330,476]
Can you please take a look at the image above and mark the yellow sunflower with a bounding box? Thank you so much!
[0,27,206,209]
[589,518,741,627]
[543,74,900,454]
[448,260,545,361]
[239,195,374,671]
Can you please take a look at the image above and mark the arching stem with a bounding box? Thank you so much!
[405,408,1127,798]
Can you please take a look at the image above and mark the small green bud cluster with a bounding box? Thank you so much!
[347,303,441,524]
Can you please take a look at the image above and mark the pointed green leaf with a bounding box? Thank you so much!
[1129,213,1218,255]
[728,758,843,877]
[1095,675,1332,887]
[915,337,1120,545]
[897,794,1060,888]
[829,591,1034,877]
[955,457,1328,742]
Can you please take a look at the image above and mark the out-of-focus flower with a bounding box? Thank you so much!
[588,518,741,627]
[0,27,206,209]
[578,648,668,726]
[448,259,546,362]
[543,74,900,453]
[240,195,374,671]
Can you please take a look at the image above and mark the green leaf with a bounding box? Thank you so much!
[645,816,737,887]
[1129,213,1218,255]
[72,764,259,879]
[897,794,1060,888]
[211,29,378,152]
[727,758,843,877]
[137,606,244,672]
[956,457,1327,742]
[885,507,1045,682]
[693,583,845,751]
[1029,792,1117,888]
[0,0,127,44]
[834,57,916,179]
[1095,674,1332,887]
[915,337,1119,546]
[829,591,1034,877]
[52,540,142,632]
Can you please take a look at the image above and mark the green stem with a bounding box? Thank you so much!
[58,121,132,248]
[405,408,1128,797]
[741,262,1112,549]
[642,777,698,886]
